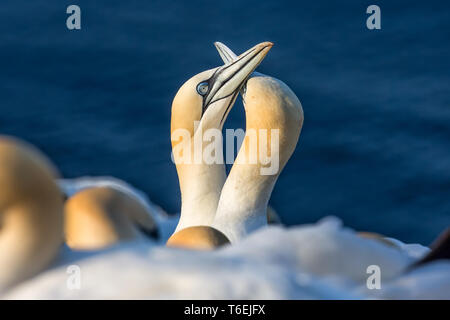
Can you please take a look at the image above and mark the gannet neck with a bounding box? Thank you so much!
[174,161,227,232]
[0,137,63,292]
[171,87,227,231]
[213,76,303,242]
[170,42,273,233]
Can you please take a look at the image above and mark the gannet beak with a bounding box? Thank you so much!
[202,42,273,113]
[213,41,267,99]
[214,41,238,64]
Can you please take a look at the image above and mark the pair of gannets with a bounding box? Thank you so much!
[167,42,304,248]
[0,54,448,295]
[43,42,431,253]
[19,41,427,254]
[61,42,279,251]
[62,41,295,250]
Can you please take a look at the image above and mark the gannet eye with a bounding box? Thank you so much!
[196,81,209,96]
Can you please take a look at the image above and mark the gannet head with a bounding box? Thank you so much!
[166,226,229,250]
[214,41,303,174]
[244,75,304,172]
[214,41,264,100]
[0,136,63,291]
[171,42,273,140]
[64,186,158,250]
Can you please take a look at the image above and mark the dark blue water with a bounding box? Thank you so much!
[1,0,449,244]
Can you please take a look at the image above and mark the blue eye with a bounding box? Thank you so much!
[196,81,209,96]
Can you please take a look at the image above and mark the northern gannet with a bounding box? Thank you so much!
[59,176,177,243]
[64,186,159,250]
[211,42,304,243]
[167,42,273,248]
[0,137,63,293]
[213,43,450,256]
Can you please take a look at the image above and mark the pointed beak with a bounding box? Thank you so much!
[214,41,238,64]
[203,42,273,109]
[213,41,267,98]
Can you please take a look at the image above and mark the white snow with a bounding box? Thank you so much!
[2,177,448,299]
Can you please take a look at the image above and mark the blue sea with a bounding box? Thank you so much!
[0,0,449,244]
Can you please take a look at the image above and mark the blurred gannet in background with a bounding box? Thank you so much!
[211,42,303,243]
[167,42,273,248]
[0,137,63,293]
[59,176,176,243]
[65,186,158,250]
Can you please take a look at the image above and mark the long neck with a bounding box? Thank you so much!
[212,77,303,243]
[175,163,226,232]
[173,122,227,232]
[213,164,278,242]
[213,127,281,242]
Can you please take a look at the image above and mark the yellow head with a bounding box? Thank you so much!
[64,186,158,250]
[0,136,63,290]
[171,42,274,140]
[242,75,303,173]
